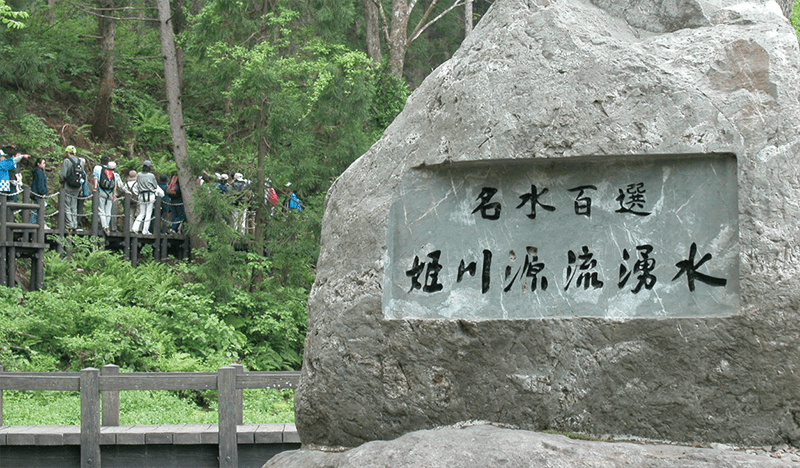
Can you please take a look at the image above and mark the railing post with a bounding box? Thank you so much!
[57,189,66,235]
[80,367,101,468]
[231,363,244,425]
[37,196,45,244]
[102,364,120,426]
[123,192,131,261]
[218,365,238,468]
[57,190,65,254]
[91,190,100,237]
[22,186,30,228]
[154,196,162,260]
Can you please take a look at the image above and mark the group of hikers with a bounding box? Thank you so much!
[202,170,304,234]
[0,145,303,236]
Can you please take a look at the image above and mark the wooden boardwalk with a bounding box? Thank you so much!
[0,422,299,446]
[0,365,302,468]
[0,424,300,468]
[0,187,191,290]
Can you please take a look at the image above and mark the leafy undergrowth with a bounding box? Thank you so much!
[0,236,307,425]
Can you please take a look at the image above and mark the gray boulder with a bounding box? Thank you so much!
[264,423,799,468]
[296,0,800,449]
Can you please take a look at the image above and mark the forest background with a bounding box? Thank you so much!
[0,0,797,424]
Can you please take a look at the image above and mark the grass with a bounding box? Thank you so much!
[2,389,295,425]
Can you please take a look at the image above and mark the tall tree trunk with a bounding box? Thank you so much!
[363,0,382,63]
[91,0,116,142]
[156,0,204,252]
[387,0,411,78]
[381,0,463,79]
[778,0,795,19]
[465,0,472,36]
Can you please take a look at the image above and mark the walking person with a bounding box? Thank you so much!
[131,160,162,235]
[59,146,84,231]
[94,159,126,234]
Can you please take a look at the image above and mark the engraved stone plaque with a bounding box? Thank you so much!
[384,154,739,319]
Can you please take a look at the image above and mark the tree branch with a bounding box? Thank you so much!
[370,0,391,43]
[410,0,464,43]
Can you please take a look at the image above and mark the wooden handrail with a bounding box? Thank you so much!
[0,363,301,468]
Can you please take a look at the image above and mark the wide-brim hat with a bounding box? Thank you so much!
[127,170,137,181]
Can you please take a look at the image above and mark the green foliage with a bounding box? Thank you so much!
[0,0,28,30]
[6,113,58,153]
[0,236,309,373]
[131,105,171,151]
[371,67,410,136]
[792,2,800,42]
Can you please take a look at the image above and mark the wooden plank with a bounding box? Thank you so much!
[100,372,217,391]
[173,424,215,445]
[62,425,81,445]
[236,372,300,389]
[0,374,81,391]
[237,424,257,444]
[33,425,67,446]
[101,425,137,445]
[253,424,285,445]
[200,425,219,445]
[5,425,38,445]
[144,425,174,444]
[283,423,300,444]
[98,426,117,445]
[115,425,154,445]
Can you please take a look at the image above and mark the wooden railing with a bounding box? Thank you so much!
[0,363,301,468]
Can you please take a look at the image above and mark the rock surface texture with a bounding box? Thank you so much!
[296,0,800,449]
[264,423,800,468]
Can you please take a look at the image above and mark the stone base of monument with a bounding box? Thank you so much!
[264,422,798,468]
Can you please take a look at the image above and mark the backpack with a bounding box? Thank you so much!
[65,157,86,189]
[166,175,181,198]
[99,166,115,191]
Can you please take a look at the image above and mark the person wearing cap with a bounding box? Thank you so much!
[131,160,163,235]
[29,157,47,225]
[59,145,83,230]
[214,173,230,194]
[94,157,127,234]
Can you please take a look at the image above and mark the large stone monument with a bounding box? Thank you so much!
[295,0,800,449]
